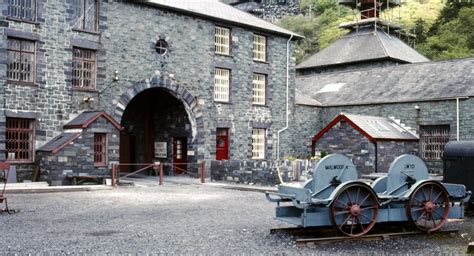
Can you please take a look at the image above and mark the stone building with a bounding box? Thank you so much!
[290,22,474,173]
[312,113,419,175]
[0,0,302,184]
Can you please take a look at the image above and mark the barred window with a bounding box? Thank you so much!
[7,38,35,83]
[94,133,107,166]
[214,68,230,102]
[6,118,35,162]
[253,34,266,61]
[72,47,96,90]
[252,128,265,159]
[7,0,36,21]
[420,125,450,160]
[252,73,266,105]
[215,26,230,55]
[74,0,99,31]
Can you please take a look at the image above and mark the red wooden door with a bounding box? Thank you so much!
[172,137,187,174]
[216,128,229,160]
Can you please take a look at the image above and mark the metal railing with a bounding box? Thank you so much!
[110,161,206,187]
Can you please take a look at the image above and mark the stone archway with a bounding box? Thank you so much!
[114,74,205,170]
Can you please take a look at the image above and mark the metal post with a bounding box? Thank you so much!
[200,161,205,184]
[159,163,163,186]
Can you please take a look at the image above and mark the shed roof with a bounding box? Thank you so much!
[444,141,474,158]
[312,113,419,143]
[133,0,303,39]
[64,111,122,130]
[296,57,474,106]
[37,133,82,154]
[296,26,428,70]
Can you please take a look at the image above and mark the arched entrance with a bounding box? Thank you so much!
[114,75,204,175]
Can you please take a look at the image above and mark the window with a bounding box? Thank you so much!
[420,125,450,160]
[155,39,169,56]
[214,68,230,102]
[253,34,266,61]
[7,38,35,83]
[74,0,98,31]
[72,47,96,90]
[7,0,36,21]
[6,118,35,162]
[215,26,230,55]
[252,128,265,159]
[252,73,266,105]
[94,133,107,166]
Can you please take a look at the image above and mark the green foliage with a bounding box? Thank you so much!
[277,0,474,63]
[418,6,474,60]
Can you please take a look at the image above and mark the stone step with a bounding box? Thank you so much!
[5,182,50,188]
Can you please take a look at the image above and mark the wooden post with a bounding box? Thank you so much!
[200,161,205,183]
[111,164,116,187]
[159,163,163,186]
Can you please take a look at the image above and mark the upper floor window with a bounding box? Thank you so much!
[6,118,35,162]
[214,68,230,102]
[420,125,450,160]
[252,128,266,159]
[7,0,36,21]
[72,47,97,90]
[94,133,107,166]
[252,73,266,105]
[253,34,266,61]
[7,38,35,83]
[215,26,230,55]
[74,0,99,31]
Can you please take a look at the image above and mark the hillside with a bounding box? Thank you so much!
[277,0,473,63]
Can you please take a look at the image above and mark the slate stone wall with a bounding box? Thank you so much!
[313,119,376,175]
[291,98,474,174]
[0,0,296,184]
[37,118,120,185]
[376,141,419,173]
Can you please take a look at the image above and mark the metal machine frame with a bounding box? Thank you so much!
[267,154,471,237]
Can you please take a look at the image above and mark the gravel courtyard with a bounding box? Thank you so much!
[1,181,472,255]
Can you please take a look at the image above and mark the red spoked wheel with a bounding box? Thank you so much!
[330,183,379,237]
[407,181,449,233]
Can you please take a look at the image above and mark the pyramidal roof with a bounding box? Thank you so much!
[296,26,429,70]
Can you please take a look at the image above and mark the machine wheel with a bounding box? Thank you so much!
[330,183,379,237]
[407,181,449,233]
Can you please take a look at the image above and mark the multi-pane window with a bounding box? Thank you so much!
[214,68,230,102]
[420,125,450,160]
[74,0,99,31]
[252,73,266,105]
[7,0,36,21]
[6,118,35,162]
[94,133,107,166]
[7,38,35,83]
[215,26,230,55]
[253,34,266,61]
[252,129,265,159]
[72,47,96,90]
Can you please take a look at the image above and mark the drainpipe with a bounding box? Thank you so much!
[456,97,460,141]
[276,34,293,184]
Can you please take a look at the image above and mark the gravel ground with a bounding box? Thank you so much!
[1,182,472,255]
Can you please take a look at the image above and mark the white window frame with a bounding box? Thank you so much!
[215,26,230,55]
[252,73,266,105]
[253,34,266,62]
[252,128,266,159]
[214,68,230,102]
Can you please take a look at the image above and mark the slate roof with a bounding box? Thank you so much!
[37,133,81,153]
[296,26,429,70]
[64,111,122,130]
[313,113,419,142]
[296,57,474,106]
[133,0,303,39]
[295,88,322,106]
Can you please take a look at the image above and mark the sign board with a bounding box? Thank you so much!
[154,142,167,158]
